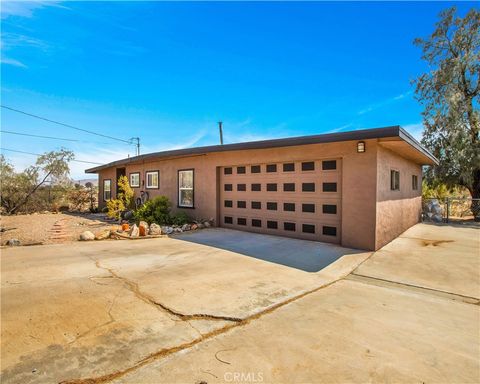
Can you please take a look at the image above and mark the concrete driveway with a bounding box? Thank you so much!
[1,224,478,384]
[1,229,369,384]
[176,228,363,272]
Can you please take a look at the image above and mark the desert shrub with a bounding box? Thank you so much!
[106,199,125,219]
[67,188,92,211]
[106,176,134,219]
[170,211,191,226]
[134,196,172,224]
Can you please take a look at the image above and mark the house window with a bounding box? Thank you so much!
[322,160,337,170]
[251,165,261,173]
[146,171,159,189]
[391,170,400,191]
[412,175,418,190]
[302,162,315,171]
[178,169,194,208]
[103,179,111,201]
[129,173,140,188]
[266,164,277,172]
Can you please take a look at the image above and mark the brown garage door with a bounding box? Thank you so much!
[219,159,341,244]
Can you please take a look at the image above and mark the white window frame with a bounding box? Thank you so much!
[130,172,140,188]
[178,169,194,208]
[145,171,159,189]
[103,179,111,201]
[412,175,418,190]
[390,170,400,191]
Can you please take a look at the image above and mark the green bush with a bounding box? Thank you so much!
[170,211,191,226]
[134,196,172,225]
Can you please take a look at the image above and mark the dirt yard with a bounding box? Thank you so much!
[0,212,116,246]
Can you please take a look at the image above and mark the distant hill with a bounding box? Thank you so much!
[75,178,98,187]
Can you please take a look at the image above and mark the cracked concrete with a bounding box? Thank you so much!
[1,229,369,383]
[3,224,475,384]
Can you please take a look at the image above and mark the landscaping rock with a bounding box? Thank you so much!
[122,210,134,220]
[6,239,20,246]
[94,229,111,240]
[181,224,191,231]
[149,223,162,235]
[203,221,211,228]
[191,224,198,230]
[197,223,205,229]
[174,227,183,233]
[79,231,95,241]
[129,224,139,237]
[161,226,174,235]
[139,221,148,237]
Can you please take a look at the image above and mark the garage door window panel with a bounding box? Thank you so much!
[266,164,277,173]
[322,160,337,170]
[267,183,277,191]
[283,163,295,172]
[323,182,337,192]
[302,183,315,192]
[284,183,295,192]
[302,203,315,213]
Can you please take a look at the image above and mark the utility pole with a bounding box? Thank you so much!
[218,121,224,145]
[130,137,140,156]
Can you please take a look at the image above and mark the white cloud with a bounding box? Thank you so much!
[358,91,413,116]
[1,1,67,19]
[325,123,353,134]
[0,57,27,68]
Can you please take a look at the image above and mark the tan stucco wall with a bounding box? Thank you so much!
[375,144,422,250]
[97,139,379,250]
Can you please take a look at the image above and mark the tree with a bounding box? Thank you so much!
[1,149,74,214]
[413,7,479,219]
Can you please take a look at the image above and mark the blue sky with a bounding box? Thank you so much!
[1,1,476,178]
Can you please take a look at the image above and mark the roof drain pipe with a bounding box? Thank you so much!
[218,121,224,145]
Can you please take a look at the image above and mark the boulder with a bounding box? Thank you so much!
[161,226,174,235]
[149,223,162,235]
[94,229,111,240]
[6,238,20,246]
[139,221,148,237]
[79,231,95,241]
[129,224,139,237]
[203,221,211,228]
[181,224,191,231]
[174,227,183,233]
[191,224,198,230]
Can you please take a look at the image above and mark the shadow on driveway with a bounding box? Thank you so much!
[175,228,364,272]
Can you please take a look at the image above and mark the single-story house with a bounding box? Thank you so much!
[86,125,437,250]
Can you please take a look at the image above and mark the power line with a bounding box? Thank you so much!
[0,129,116,145]
[1,105,132,144]
[0,147,103,165]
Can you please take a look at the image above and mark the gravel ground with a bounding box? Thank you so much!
[0,212,117,246]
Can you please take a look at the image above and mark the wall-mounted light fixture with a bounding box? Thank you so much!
[357,141,365,153]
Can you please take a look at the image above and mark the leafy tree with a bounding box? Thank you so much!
[0,149,74,214]
[413,7,479,219]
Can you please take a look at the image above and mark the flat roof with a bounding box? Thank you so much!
[85,125,438,173]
